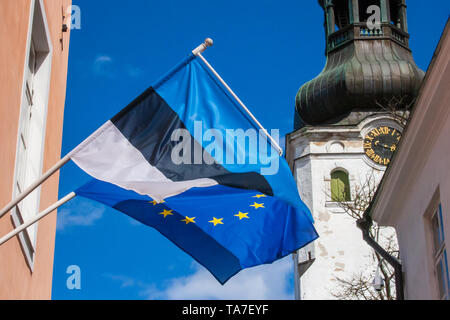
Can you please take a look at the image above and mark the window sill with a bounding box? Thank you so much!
[325,201,353,214]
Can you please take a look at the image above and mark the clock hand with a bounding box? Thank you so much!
[374,141,391,150]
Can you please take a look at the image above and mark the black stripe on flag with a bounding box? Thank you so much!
[111,88,273,196]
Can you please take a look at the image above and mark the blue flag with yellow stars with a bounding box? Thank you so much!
[71,53,318,284]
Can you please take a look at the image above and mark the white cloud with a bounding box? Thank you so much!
[92,56,143,78]
[57,197,105,230]
[93,55,115,77]
[103,273,159,297]
[95,55,112,63]
[143,257,295,300]
[102,274,136,288]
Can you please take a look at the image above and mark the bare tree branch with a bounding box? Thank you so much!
[323,97,410,300]
[327,172,399,300]
[375,95,414,127]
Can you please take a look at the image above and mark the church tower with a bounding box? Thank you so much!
[287,0,424,299]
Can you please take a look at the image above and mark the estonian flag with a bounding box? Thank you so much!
[69,53,318,284]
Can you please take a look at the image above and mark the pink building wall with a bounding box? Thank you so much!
[0,0,71,299]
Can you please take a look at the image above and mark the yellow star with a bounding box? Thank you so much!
[253,194,267,199]
[181,216,196,224]
[159,209,173,218]
[250,202,265,209]
[209,217,224,227]
[234,211,249,220]
[150,200,165,206]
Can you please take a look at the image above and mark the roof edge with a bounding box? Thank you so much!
[368,18,450,225]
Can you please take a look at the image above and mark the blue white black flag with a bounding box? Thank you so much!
[69,53,318,284]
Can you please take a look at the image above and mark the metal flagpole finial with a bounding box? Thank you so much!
[192,38,214,56]
[204,38,214,47]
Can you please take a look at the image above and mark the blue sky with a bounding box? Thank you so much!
[52,0,449,299]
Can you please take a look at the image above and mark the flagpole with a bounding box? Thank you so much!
[192,39,284,156]
[0,42,213,224]
[0,192,76,247]
[0,39,283,232]
[0,155,71,220]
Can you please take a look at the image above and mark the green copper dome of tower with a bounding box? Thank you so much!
[295,0,424,127]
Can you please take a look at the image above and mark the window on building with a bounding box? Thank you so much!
[12,0,53,269]
[334,1,350,30]
[359,0,381,22]
[430,204,450,300]
[389,0,401,27]
[330,170,351,202]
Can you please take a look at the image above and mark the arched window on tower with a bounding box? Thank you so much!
[330,170,351,202]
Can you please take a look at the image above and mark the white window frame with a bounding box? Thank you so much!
[11,0,53,270]
[430,204,450,300]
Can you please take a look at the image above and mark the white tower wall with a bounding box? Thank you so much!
[287,114,399,300]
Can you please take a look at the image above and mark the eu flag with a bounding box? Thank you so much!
[70,53,318,284]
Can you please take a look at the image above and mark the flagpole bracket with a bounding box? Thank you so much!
[192,38,214,56]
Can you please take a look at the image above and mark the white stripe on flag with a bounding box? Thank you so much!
[69,121,217,202]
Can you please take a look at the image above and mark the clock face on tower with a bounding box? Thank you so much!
[363,126,402,166]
